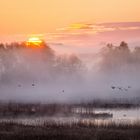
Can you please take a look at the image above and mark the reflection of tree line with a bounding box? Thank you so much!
[0,100,138,118]
[0,42,84,83]
[0,102,72,117]
[0,102,112,118]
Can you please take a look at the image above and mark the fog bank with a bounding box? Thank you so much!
[0,41,140,102]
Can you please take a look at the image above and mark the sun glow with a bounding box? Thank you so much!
[26,37,43,47]
[69,23,91,30]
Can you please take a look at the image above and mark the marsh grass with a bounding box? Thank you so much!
[0,101,140,140]
[0,120,140,140]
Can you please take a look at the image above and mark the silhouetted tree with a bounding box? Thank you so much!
[54,54,84,80]
[100,41,131,73]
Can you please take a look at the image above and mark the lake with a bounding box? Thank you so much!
[0,107,140,126]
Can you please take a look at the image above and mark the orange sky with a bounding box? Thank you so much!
[0,0,140,35]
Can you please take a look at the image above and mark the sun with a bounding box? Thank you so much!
[26,37,43,47]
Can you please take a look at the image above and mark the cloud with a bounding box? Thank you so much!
[49,22,140,44]
[43,22,140,54]
[57,22,140,34]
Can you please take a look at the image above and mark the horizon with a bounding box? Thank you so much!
[1,21,140,54]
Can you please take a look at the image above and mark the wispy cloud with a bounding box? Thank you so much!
[45,22,140,54]
[49,22,140,42]
[57,22,140,33]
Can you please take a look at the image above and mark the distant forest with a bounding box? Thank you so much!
[0,41,140,83]
[100,41,140,73]
[0,41,84,83]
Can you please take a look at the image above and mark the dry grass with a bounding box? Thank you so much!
[0,120,140,140]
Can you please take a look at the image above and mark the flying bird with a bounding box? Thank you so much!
[124,88,128,91]
[32,83,35,87]
[118,87,123,91]
[111,86,116,89]
[18,84,21,87]
[111,85,130,92]
[62,90,64,93]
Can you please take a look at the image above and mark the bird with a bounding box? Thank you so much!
[123,114,126,117]
[62,90,64,93]
[118,87,123,91]
[111,86,116,89]
[18,84,21,87]
[124,88,128,91]
[32,83,35,87]
[128,86,131,89]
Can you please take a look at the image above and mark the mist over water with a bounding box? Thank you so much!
[0,41,140,103]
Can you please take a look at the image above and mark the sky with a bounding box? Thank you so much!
[0,0,140,35]
[0,0,139,71]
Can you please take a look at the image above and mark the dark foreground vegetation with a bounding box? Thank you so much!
[0,121,140,140]
[0,100,139,139]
